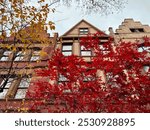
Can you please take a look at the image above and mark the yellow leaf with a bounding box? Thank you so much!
[2,15,7,21]
[50,25,55,30]
[12,46,16,52]
[40,51,47,57]
[0,8,5,13]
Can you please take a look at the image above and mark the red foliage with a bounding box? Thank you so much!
[27,33,150,112]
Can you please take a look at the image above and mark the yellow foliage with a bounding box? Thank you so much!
[0,8,5,13]
[12,46,16,52]
[0,0,54,85]
[40,51,47,57]
[18,107,29,113]
[6,45,12,49]
[2,15,7,21]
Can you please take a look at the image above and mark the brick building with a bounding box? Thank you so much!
[109,18,150,72]
[0,18,149,112]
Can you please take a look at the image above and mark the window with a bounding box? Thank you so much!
[0,78,14,99]
[14,51,25,61]
[62,43,72,56]
[0,51,11,61]
[143,65,149,73]
[58,74,69,85]
[130,28,144,33]
[30,51,40,61]
[82,69,96,82]
[106,73,119,87]
[99,44,110,54]
[58,74,68,82]
[81,45,92,56]
[138,46,150,52]
[15,78,31,99]
[58,74,70,93]
[83,75,95,82]
[79,28,89,35]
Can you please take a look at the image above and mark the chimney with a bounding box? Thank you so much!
[108,27,114,36]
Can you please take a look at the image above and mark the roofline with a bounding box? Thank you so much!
[61,19,109,37]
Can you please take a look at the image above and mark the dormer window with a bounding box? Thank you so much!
[79,28,89,35]
[130,28,144,33]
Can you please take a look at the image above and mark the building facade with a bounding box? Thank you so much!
[0,18,149,112]
[110,18,150,72]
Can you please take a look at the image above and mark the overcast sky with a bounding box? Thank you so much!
[48,0,150,36]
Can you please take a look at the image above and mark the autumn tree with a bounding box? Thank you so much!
[27,32,150,112]
[0,0,55,97]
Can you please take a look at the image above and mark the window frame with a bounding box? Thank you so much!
[143,65,149,73]
[0,78,14,99]
[138,46,150,53]
[0,50,12,61]
[58,74,71,93]
[15,78,31,99]
[62,43,73,56]
[99,43,110,55]
[80,45,92,56]
[14,51,26,61]
[130,28,144,33]
[79,28,89,35]
[58,74,69,82]
[30,50,41,61]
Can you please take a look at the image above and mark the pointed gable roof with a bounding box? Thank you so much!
[62,19,108,37]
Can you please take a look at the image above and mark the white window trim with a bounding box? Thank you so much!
[81,45,92,56]
[138,46,150,52]
[62,43,72,56]
[30,51,40,61]
[14,51,25,61]
[0,78,14,99]
[79,28,89,35]
[15,78,31,99]
[0,50,12,61]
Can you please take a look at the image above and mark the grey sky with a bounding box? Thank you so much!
[48,0,150,36]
